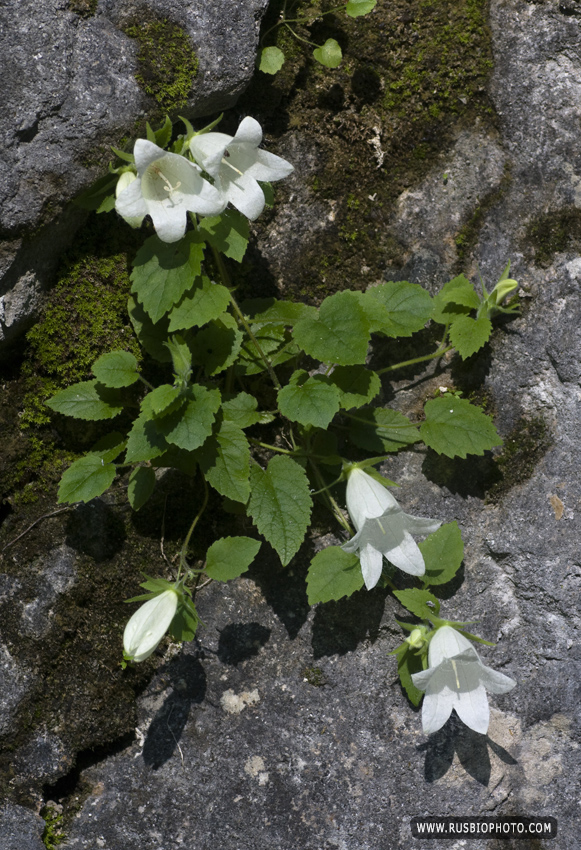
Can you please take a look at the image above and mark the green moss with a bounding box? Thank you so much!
[68,0,98,17]
[123,18,198,114]
[525,208,581,267]
[486,416,553,503]
[302,665,327,686]
[41,805,65,850]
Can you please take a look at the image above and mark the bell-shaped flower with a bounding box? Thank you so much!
[189,116,293,220]
[411,625,516,735]
[115,140,225,243]
[123,588,179,663]
[342,468,441,588]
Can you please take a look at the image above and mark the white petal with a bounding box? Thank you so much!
[244,148,294,182]
[428,626,475,666]
[123,590,178,662]
[477,664,517,694]
[359,542,383,589]
[454,683,490,734]
[190,132,231,176]
[382,528,426,576]
[402,514,442,535]
[115,177,147,223]
[421,686,455,734]
[345,468,396,529]
[411,666,435,691]
[133,138,168,174]
[224,172,266,220]
[147,199,188,243]
[233,116,263,147]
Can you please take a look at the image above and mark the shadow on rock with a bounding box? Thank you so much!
[418,713,517,785]
[142,656,206,770]
[65,500,126,562]
[311,586,387,658]
[217,622,271,666]
[249,548,311,640]
[422,450,499,499]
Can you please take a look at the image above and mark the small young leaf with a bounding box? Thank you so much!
[47,380,123,421]
[58,454,116,504]
[306,547,363,604]
[198,209,249,262]
[393,588,440,620]
[313,38,342,69]
[346,0,377,16]
[143,384,184,418]
[156,385,221,451]
[348,407,419,452]
[448,314,492,359]
[93,351,139,388]
[420,521,464,586]
[432,274,480,323]
[420,396,502,458]
[277,371,341,429]
[128,466,156,511]
[248,455,312,566]
[330,365,380,409]
[191,314,243,376]
[205,536,261,581]
[363,281,433,337]
[168,276,231,332]
[131,234,205,323]
[258,46,285,74]
[196,419,251,503]
[293,291,371,366]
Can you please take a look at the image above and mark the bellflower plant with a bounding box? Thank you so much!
[123,588,179,663]
[189,116,294,220]
[342,468,441,588]
[115,139,225,242]
[411,625,516,735]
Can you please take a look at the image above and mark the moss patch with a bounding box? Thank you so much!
[486,416,553,503]
[68,0,98,17]
[525,207,581,267]
[123,17,198,114]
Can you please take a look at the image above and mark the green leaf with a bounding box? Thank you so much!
[191,314,243,376]
[168,276,231,331]
[58,454,116,504]
[236,323,289,375]
[258,46,285,74]
[92,351,139,388]
[128,296,171,363]
[198,209,249,262]
[154,115,172,149]
[395,644,425,706]
[90,432,127,463]
[432,274,480,323]
[143,384,184,418]
[128,466,156,511]
[346,0,376,16]
[306,547,363,604]
[448,314,492,359]
[293,291,371,365]
[156,385,221,451]
[165,334,192,380]
[131,234,205,323]
[205,536,261,581]
[151,446,197,475]
[393,588,440,620]
[277,371,341,429]
[125,413,169,463]
[222,392,262,428]
[248,455,312,566]
[330,365,380,409]
[420,521,464,586]
[242,298,317,326]
[196,419,250,503]
[363,281,433,337]
[46,380,123,421]
[348,407,419,452]
[170,596,199,642]
[420,396,502,458]
[74,173,118,211]
[313,38,342,69]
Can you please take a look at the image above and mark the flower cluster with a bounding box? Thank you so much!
[115,117,293,243]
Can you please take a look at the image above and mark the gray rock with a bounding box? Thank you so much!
[0,803,47,850]
[0,644,32,737]
[0,0,269,348]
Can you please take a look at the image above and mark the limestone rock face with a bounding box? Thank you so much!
[0,0,268,347]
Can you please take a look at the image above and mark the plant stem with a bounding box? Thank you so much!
[376,344,454,376]
[177,474,209,580]
[248,438,294,455]
[309,459,353,535]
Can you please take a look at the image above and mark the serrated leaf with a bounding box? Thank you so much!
[205,536,261,581]
[330,365,380,409]
[128,295,172,363]
[313,38,342,69]
[432,274,480,323]
[191,314,243,376]
[128,466,156,510]
[131,233,205,323]
[348,407,419,452]
[420,396,502,458]
[248,455,312,566]
[125,413,168,463]
[242,298,318,326]
[90,432,126,463]
[420,521,464,586]
[278,371,341,429]
[293,291,371,365]
[74,173,118,211]
[143,384,184,418]
[198,209,249,262]
[58,454,116,504]
[168,276,231,332]
[92,351,139,388]
[236,323,288,375]
[259,46,285,74]
[196,419,250,503]
[156,385,221,451]
[47,380,123,421]
[364,281,433,337]
[222,392,261,428]
[165,334,192,379]
[346,0,376,16]
[306,547,363,604]
[448,314,492,359]
[393,588,440,620]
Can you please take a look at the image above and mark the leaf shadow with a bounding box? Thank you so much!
[311,584,388,658]
[217,622,271,666]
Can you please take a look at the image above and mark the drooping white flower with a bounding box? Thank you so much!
[115,140,225,243]
[189,116,293,220]
[342,468,441,588]
[123,589,179,662]
[411,625,516,735]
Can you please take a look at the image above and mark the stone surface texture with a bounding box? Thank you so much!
[0,0,269,348]
[1,0,581,848]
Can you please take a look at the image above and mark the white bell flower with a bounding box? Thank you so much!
[411,625,516,735]
[115,140,225,243]
[189,116,294,220]
[123,589,179,662]
[342,468,441,588]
